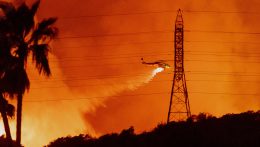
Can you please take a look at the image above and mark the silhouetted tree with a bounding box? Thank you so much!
[0,1,28,145]
[0,95,12,146]
[0,0,58,145]
[0,94,15,146]
[45,135,93,147]
[46,111,260,147]
[0,97,15,118]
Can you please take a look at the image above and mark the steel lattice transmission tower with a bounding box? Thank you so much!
[167,9,191,123]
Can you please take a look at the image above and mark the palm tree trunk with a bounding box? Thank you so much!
[0,94,13,147]
[16,93,22,146]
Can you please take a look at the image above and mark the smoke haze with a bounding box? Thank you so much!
[0,0,259,146]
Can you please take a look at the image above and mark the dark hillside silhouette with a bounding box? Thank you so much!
[46,110,260,147]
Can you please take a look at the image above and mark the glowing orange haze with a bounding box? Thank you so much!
[1,0,259,146]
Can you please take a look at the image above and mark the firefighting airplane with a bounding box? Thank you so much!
[141,58,170,69]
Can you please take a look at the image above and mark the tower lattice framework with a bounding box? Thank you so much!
[167,9,191,123]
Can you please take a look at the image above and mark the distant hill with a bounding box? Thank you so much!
[46,111,260,147]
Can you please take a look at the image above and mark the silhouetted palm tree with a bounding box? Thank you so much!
[0,1,29,146]
[0,94,15,147]
[0,58,29,147]
[0,0,57,145]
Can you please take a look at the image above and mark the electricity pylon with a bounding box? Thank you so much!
[167,9,191,123]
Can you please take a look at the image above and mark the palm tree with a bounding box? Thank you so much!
[0,95,15,147]
[0,0,58,145]
[0,59,30,147]
[0,2,28,146]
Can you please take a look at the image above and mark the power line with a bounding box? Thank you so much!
[185,40,260,44]
[184,10,260,14]
[49,50,260,60]
[51,40,260,51]
[185,29,260,35]
[188,71,260,76]
[55,40,174,48]
[44,59,260,68]
[47,50,260,60]
[46,49,260,61]
[56,30,260,39]
[185,59,260,64]
[47,52,260,62]
[49,53,173,62]
[30,79,260,90]
[57,30,172,39]
[23,91,259,103]
[45,58,254,67]
[185,52,260,58]
[58,10,260,19]
[24,92,169,102]
[32,78,260,84]
[29,72,159,81]
[22,9,260,103]
[190,92,259,96]
[28,71,260,82]
[59,10,177,19]
[24,59,260,72]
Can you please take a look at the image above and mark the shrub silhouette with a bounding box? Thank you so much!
[46,111,260,147]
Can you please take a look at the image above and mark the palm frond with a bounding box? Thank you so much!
[0,64,30,97]
[0,95,15,118]
[38,18,57,29]
[0,0,55,99]
[0,1,15,18]
[30,0,40,17]
[31,44,51,76]
[30,17,58,43]
[16,42,29,64]
[6,102,15,118]
[19,0,41,36]
[15,2,32,36]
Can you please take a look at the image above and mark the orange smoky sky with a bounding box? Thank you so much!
[2,0,260,146]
